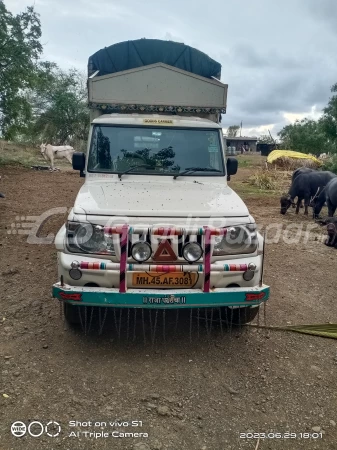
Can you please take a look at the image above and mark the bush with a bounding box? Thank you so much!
[322,154,337,174]
[248,170,278,190]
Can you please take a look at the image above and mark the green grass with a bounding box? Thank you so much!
[236,154,265,168]
[0,140,69,168]
[237,158,250,168]
[0,152,40,168]
[231,181,277,197]
[0,141,42,167]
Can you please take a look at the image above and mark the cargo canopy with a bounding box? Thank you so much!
[88,63,227,116]
[88,39,221,80]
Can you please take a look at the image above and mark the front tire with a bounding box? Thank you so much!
[63,302,81,325]
[229,306,260,325]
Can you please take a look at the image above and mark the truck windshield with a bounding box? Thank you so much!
[87,125,225,176]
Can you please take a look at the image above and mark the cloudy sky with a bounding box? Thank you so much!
[5,0,337,137]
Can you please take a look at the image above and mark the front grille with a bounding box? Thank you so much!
[127,233,204,261]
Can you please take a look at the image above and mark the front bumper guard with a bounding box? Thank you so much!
[52,283,270,309]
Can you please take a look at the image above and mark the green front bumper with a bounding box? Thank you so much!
[52,283,270,309]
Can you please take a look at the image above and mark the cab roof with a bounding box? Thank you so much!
[92,113,221,129]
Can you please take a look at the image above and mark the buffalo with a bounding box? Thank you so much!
[280,170,336,215]
[326,220,337,248]
[316,216,337,248]
[291,167,314,181]
[290,167,315,208]
[312,177,337,218]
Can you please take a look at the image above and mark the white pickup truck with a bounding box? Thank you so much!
[52,39,269,326]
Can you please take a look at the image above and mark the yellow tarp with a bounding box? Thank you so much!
[267,150,322,165]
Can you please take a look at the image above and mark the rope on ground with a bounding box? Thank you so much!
[247,323,337,339]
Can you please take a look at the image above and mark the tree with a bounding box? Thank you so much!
[30,68,89,146]
[320,83,337,151]
[277,119,329,155]
[11,66,89,148]
[278,83,337,155]
[257,134,275,145]
[226,125,240,138]
[0,3,43,138]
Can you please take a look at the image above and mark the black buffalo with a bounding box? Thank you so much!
[326,220,337,248]
[312,177,337,218]
[291,167,314,181]
[316,216,337,248]
[290,168,315,208]
[280,171,336,215]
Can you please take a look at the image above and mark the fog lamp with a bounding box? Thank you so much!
[243,271,254,281]
[182,242,203,262]
[69,268,82,280]
[131,241,152,262]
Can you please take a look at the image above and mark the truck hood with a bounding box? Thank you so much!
[74,179,249,218]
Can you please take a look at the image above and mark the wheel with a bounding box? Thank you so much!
[63,302,81,325]
[228,306,260,325]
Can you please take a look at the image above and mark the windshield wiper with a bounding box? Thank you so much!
[118,164,154,180]
[173,167,222,179]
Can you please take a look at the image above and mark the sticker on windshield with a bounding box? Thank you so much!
[143,119,173,125]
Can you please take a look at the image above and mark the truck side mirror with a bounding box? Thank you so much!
[72,152,86,177]
[226,157,238,181]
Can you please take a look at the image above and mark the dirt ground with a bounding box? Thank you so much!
[0,164,336,450]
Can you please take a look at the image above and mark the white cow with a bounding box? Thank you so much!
[40,143,75,170]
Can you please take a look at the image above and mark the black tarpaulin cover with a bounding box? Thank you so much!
[88,39,221,80]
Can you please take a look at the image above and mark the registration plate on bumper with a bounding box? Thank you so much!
[132,272,198,289]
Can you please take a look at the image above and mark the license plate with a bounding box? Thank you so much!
[132,272,197,289]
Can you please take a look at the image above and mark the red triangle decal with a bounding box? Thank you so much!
[153,240,177,262]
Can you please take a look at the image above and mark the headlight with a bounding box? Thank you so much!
[131,241,152,262]
[213,226,257,255]
[182,242,203,262]
[67,222,115,255]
